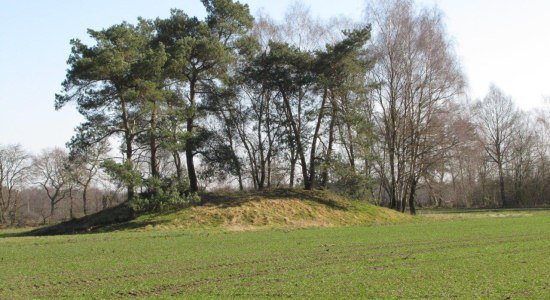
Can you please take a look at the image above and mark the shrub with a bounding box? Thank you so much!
[129,177,200,213]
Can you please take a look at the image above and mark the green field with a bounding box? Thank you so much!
[1,210,549,299]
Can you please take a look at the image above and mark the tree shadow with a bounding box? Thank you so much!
[0,231,22,238]
[15,204,137,237]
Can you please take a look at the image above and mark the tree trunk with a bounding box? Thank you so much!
[281,90,310,189]
[308,88,328,189]
[407,177,417,215]
[289,152,296,188]
[186,125,198,192]
[82,186,88,216]
[150,102,159,180]
[233,145,243,191]
[121,110,134,200]
[267,156,272,188]
[118,88,135,202]
[498,161,506,208]
[389,150,397,210]
[125,142,135,202]
[69,189,75,220]
[266,96,273,188]
[173,152,182,181]
[50,200,55,219]
[186,81,199,193]
[346,123,355,170]
[322,101,337,187]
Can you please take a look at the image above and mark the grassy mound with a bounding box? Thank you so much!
[132,189,408,231]
[26,189,409,235]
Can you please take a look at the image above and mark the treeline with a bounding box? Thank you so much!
[0,144,124,225]
[1,0,549,226]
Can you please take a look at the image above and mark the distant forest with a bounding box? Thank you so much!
[1,0,549,226]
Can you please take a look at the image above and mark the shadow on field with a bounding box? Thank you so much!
[0,231,20,238]
[17,204,139,237]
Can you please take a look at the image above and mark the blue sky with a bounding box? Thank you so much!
[1,0,549,153]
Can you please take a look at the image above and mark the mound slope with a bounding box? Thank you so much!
[25,189,408,235]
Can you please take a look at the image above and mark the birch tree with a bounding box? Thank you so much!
[367,0,464,213]
[474,85,520,207]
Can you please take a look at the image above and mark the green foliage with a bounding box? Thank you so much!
[314,26,372,90]
[256,41,316,93]
[329,158,372,200]
[202,0,254,38]
[130,177,200,213]
[197,130,241,180]
[101,160,143,189]
[56,0,257,196]
[56,1,376,197]
[129,192,201,213]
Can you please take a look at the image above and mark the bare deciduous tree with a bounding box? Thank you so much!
[0,144,32,225]
[474,85,519,207]
[69,142,109,215]
[33,148,72,220]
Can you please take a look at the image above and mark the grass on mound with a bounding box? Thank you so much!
[133,189,408,231]
[25,189,409,236]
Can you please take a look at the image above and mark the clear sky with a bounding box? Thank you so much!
[1,0,549,153]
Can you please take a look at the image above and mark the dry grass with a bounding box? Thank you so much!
[135,189,409,231]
